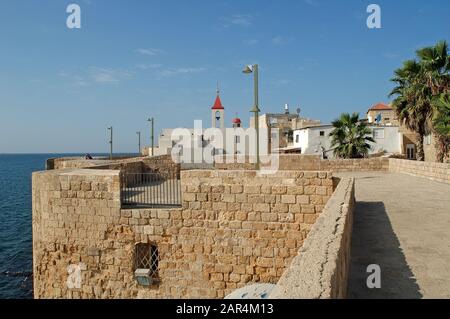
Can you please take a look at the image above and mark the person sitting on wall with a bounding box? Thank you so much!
[85,153,93,160]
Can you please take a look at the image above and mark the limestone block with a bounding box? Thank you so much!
[281,195,296,204]
[254,203,270,213]
[244,185,261,194]
[272,186,287,195]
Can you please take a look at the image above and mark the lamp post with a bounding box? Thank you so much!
[147,117,154,157]
[243,64,260,170]
[107,126,113,160]
[136,131,141,155]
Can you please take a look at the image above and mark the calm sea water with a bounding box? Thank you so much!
[0,153,135,299]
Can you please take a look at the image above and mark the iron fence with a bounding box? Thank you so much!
[121,172,181,208]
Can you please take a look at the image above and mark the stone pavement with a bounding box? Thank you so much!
[337,172,450,299]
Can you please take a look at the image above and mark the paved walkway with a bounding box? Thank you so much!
[337,172,450,299]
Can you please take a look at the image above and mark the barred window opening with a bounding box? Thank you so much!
[135,243,159,279]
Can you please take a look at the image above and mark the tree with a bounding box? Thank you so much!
[416,41,450,95]
[417,41,450,162]
[432,94,450,161]
[329,112,375,159]
[390,41,450,162]
[433,94,450,137]
[390,60,432,161]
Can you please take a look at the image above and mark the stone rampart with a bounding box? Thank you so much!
[389,158,450,184]
[270,177,355,298]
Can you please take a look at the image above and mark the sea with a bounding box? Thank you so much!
[0,153,136,299]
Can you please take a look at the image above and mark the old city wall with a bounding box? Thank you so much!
[270,177,355,299]
[389,158,450,184]
[214,155,389,172]
[32,168,333,299]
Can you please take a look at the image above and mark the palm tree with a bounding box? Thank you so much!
[390,60,433,161]
[416,41,450,95]
[417,41,450,162]
[432,94,450,161]
[433,94,450,137]
[390,41,450,162]
[329,112,375,159]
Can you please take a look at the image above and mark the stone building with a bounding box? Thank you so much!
[366,102,398,126]
[250,104,322,153]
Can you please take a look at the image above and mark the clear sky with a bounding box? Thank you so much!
[0,0,449,153]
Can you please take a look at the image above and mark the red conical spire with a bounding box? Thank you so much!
[211,82,224,110]
[211,95,224,110]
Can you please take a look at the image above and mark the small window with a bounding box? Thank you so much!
[295,135,299,143]
[425,134,432,145]
[319,131,325,137]
[373,128,385,139]
[406,144,415,160]
[134,243,159,285]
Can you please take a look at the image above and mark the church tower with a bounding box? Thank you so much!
[211,85,225,130]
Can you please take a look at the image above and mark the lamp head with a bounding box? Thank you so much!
[242,65,253,74]
[250,105,261,113]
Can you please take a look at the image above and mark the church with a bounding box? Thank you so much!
[149,88,244,159]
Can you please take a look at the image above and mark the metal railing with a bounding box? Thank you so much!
[121,172,181,208]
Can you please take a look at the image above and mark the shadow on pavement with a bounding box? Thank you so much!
[348,201,422,299]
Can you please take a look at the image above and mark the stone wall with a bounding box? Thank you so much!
[214,155,389,172]
[32,169,121,298]
[32,168,334,299]
[319,157,389,172]
[389,158,450,184]
[47,156,137,170]
[142,155,181,178]
[270,177,355,299]
[47,157,113,170]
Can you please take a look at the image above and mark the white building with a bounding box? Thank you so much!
[149,90,246,158]
[293,124,403,159]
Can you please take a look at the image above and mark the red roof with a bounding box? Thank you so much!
[232,118,241,124]
[368,103,392,111]
[211,95,224,110]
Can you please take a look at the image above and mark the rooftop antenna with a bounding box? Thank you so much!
[296,107,301,115]
[216,80,220,95]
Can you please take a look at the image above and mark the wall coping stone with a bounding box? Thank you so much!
[269,177,355,299]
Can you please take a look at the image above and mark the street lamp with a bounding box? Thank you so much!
[107,126,113,160]
[147,117,154,157]
[242,64,261,170]
[136,131,141,155]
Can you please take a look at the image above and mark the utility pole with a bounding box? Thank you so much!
[147,117,154,156]
[108,126,113,160]
[136,131,141,155]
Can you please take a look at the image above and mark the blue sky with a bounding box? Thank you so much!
[0,0,449,153]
